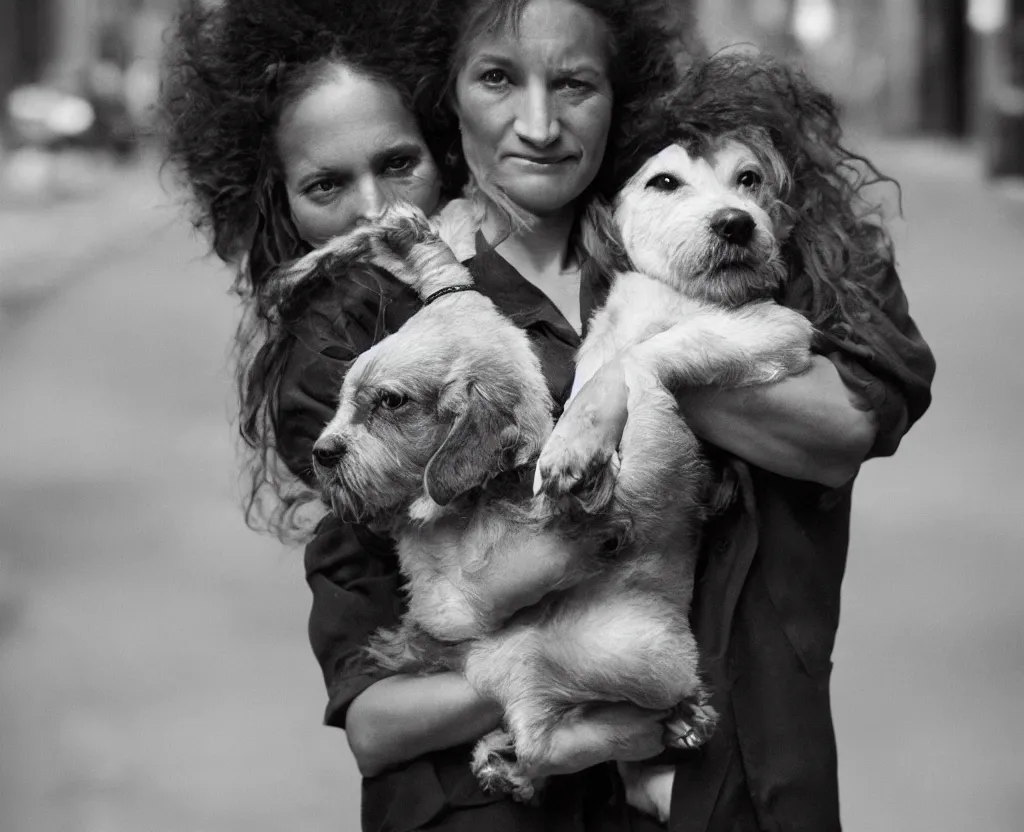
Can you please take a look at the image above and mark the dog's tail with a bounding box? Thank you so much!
[365,620,469,674]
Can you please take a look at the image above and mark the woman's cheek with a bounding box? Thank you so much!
[389,166,442,216]
[290,197,357,247]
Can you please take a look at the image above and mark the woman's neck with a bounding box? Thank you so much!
[483,206,578,283]
[482,203,583,333]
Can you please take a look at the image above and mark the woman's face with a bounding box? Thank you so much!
[454,0,613,218]
[277,66,442,247]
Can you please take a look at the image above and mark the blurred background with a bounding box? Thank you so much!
[0,0,1022,830]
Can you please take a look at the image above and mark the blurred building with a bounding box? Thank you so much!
[694,0,1024,175]
[1,0,174,127]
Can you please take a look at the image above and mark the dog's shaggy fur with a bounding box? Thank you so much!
[272,152,811,818]
[273,202,726,800]
[529,129,814,823]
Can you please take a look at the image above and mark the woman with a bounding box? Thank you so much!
[287,0,693,829]
[160,0,456,534]
[297,4,932,831]
[163,0,684,827]
[166,2,934,831]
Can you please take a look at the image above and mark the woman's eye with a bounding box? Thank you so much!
[480,68,510,86]
[557,77,590,92]
[645,174,682,192]
[737,170,763,188]
[378,391,409,410]
[382,155,417,176]
[306,180,338,200]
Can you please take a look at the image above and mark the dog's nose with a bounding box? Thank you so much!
[711,209,755,246]
[312,438,346,469]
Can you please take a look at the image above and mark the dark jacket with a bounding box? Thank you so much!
[269,243,934,832]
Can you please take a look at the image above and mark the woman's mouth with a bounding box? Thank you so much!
[506,153,574,166]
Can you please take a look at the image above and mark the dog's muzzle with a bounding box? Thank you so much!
[312,435,347,469]
[710,208,755,247]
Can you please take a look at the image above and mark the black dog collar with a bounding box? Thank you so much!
[422,284,478,305]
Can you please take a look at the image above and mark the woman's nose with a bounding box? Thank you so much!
[357,177,387,221]
[514,82,559,147]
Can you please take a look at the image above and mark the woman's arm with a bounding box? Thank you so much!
[676,355,877,488]
[678,260,936,486]
[345,673,503,777]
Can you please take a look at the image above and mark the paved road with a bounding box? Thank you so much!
[0,190,360,831]
[0,140,1021,831]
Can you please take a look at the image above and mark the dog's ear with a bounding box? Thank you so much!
[581,198,632,276]
[424,382,517,506]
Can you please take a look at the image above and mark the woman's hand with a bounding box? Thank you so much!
[346,672,503,777]
[526,703,672,779]
[676,355,878,487]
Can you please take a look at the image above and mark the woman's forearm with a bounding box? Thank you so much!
[676,356,877,486]
[345,672,502,777]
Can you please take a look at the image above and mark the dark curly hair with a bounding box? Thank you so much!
[162,0,696,540]
[161,0,462,286]
[606,50,901,353]
[161,0,465,539]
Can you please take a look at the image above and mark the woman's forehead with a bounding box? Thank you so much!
[277,70,421,166]
[462,0,610,70]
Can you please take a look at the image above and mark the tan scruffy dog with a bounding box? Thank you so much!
[531,127,815,821]
[271,170,811,819]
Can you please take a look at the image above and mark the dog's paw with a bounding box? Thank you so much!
[533,385,627,512]
[664,699,719,750]
[471,730,535,801]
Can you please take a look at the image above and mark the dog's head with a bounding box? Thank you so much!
[603,126,791,307]
[311,299,553,527]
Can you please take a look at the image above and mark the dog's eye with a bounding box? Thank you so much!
[378,391,409,410]
[737,170,763,189]
[645,174,682,192]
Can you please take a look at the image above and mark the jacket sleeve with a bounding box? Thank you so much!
[796,263,936,460]
[305,514,404,728]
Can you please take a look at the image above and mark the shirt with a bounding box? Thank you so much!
[270,240,935,832]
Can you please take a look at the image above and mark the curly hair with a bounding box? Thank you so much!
[161,0,697,541]
[606,50,901,349]
[161,0,462,283]
[161,0,464,539]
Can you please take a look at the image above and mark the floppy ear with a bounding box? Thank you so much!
[580,197,632,276]
[424,383,517,506]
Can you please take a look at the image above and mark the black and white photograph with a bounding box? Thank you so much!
[1,1,1021,830]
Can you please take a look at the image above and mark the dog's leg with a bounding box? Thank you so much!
[533,361,629,502]
[269,203,472,304]
[624,300,814,392]
[618,762,675,825]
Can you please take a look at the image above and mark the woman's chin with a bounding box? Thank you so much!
[500,186,586,219]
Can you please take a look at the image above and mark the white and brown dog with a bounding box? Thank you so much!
[271,122,813,819]
[533,125,815,821]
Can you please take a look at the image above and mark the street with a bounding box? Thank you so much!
[0,139,1021,831]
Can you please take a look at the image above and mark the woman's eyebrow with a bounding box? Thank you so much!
[467,51,514,68]
[370,142,423,168]
[296,165,352,189]
[557,62,604,77]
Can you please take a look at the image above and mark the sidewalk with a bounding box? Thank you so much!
[0,152,181,321]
